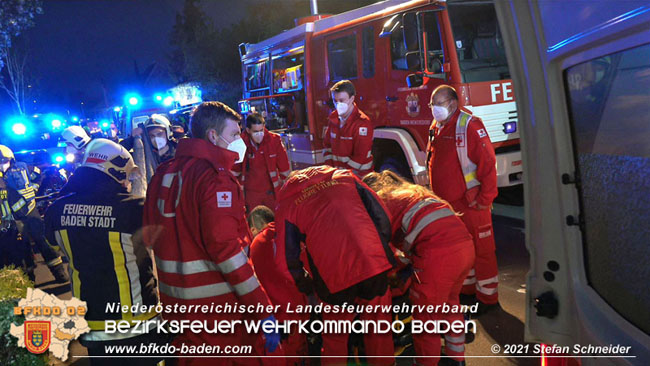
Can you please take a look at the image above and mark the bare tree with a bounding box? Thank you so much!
[0,45,29,115]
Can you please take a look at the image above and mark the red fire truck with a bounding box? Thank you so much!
[239,0,522,187]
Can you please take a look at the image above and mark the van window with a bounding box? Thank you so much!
[362,26,375,78]
[448,1,510,83]
[327,34,357,81]
[565,43,650,334]
[390,14,418,71]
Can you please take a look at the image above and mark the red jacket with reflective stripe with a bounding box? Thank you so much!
[236,129,291,196]
[427,108,498,207]
[143,138,271,322]
[275,166,394,302]
[322,105,374,177]
[381,191,472,254]
[250,222,308,321]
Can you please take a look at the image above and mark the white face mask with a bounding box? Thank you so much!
[220,135,247,164]
[433,105,450,121]
[252,131,264,144]
[335,101,349,116]
[152,137,167,151]
[1,162,10,173]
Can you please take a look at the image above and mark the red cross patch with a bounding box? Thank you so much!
[217,191,232,208]
[455,134,465,147]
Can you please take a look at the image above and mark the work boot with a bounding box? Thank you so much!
[459,293,477,306]
[471,301,501,318]
[48,261,70,283]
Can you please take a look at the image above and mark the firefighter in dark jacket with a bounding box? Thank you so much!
[44,139,166,366]
[1,144,68,283]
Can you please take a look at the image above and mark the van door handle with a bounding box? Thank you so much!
[386,96,399,102]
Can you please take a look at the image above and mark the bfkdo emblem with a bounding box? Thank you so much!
[25,321,50,354]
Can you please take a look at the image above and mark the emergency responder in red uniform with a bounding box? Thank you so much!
[364,170,474,366]
[427,85,499,311]
[248,205,309,365]
[275,166,395,366]
[235,112,291,213]
[44,139,168,366]
[143,102,280,366]
[322,80,374,177]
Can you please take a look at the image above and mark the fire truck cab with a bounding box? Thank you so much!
[239,0,522,187]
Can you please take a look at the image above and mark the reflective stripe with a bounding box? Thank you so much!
[477,286,498,295]
[155,256,219,275]
[57,230,80,298]
[404,209,454,249]
[231,170,241,177]
[11,198,26,212]
[345,158,373,171]
[159,282,233,300]
[464,171,477,184]
[233,275,260,296]
[273,180,281,188]
[401,198,441,232]
[269,171,277,178]
[161,173,176,188]
[279,170,291,178]
[157,199,175,218]
[217,251,248,274]
[463,278,477,286]
[478,275,499,287]
[468,268,475,276]
[322,148,332,161]
[121,233,143,315]
[446,342,465,353]
[46,257,63,267]
[109,232,132,320]
[455,112,480,190]
[445,334,465,344]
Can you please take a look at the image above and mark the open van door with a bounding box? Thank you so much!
[495,1,650,364]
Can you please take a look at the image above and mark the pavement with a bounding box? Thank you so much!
[33,205,533,366]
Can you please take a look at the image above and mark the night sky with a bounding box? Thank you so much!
[0,0,251,116]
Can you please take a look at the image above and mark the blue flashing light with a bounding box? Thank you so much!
[72,116,79,122]
[125,93,142,107]
[503,122,517,134]
[12,123,27,135]
[51,119,62,129]
[163,96,174,107]
[53,153,65,164]
[113,106,122,112]
[154,93,164,102]
[100,119,111,129]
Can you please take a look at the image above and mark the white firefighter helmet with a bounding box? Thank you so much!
[144,114,172,140]
[61,126,91,150]
[81,139,138,185]
[0,145,14,161]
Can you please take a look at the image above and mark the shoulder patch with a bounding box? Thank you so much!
[477,128,488,138]
[217,191,232,208]
[359,127,368,136]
